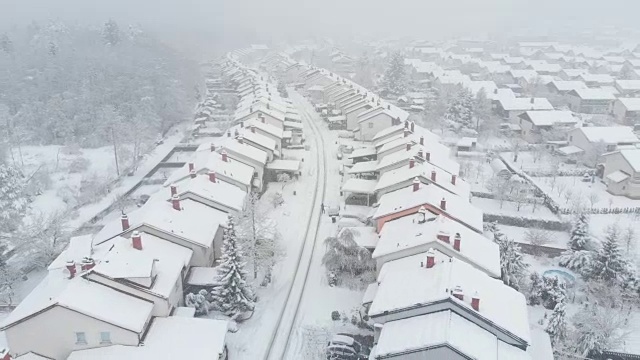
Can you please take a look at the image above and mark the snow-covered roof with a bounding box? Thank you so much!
[13,352,51,360]
[374,311,530,360]
[1,272,154,333]
[569,88,617,100]
[373,215,500,277]
[549,80,587,92]
[498,97,554,111]
[217,138,268,166]
[177,174,246,213]
[619,149,640,172]
[67,317,229,360]
[338,226,378,249]
[606,170,630,183]
[579,73,614,84]
[266,159,300,172]
[508,69,538,80]
[617,98,640,112]
[557,145,584,156]
[307,85,325,92]
[48,234,93,271]
[246,119,284,139]
[349,146,377,159]
[456,137,477,147]
[93,234,193,298]
[373,183,483,233]
[372,124,405,142]
[369,254,531,344]
[615,80,640,91]
[528,62,561,73]
[341,179,377,195]
[374,163,470,198]
[284,120,303,130]
[561,68,588,77]
[187,266,219,287]
[519,111,577,127]
[464,81,498,96]
[348,161,378,174]
[327,115,347,122]
[241,129,277,151]
[377,144,459,178]
[576,126,639,144]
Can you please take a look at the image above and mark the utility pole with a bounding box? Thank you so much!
[111,127,120,176]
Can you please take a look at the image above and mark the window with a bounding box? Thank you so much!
[569,135,573,141]
[100,331,111,344]
[368,122,373,129]
[75,332,87,345]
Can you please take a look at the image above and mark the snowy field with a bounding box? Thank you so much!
[499,225,569,249]
[470,196,561,221]
[535,175,640,209]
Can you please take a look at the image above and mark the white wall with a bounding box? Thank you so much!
[359,114,394,141]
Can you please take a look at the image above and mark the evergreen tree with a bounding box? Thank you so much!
[444,88,475,130]
[102,19,120,46]
[322,228,375,276]
[0,164,28,232]
[210,216,255,317]
[545,299,567,347]
[591,225,626,282]
[569,213,590,251]
[0,33,13,54]
[380,52,406,96]
[494,228,528,290]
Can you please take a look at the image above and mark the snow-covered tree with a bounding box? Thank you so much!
[493,227,528,290]
[558,249,594,278]
[444,88,475,130]
[322,228,375,277]
[570,304,630,357]
[0,33,13,54]
[185,289,211,315]
[380,52,406,96]
[210,216,255,317]
[102,19,120,46]
[591,225,626,282]
[545,299,567,347]
[0,164,28,232]
[474,88,491,131]
[569,213,590,251]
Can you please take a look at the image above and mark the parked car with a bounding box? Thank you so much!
[326,334,370,360]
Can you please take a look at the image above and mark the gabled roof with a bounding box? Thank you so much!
[218,138,268,166]
[377,144,459,176]
[616,80,640,91]
[548,80,587,92]
[618,149,640,172]
[519,111,577,127]
[240,129,277,151]
[498,97,553,111]
[574,126,639,144]
[246,119,284,139]
[374,162,470,198]
[568,88,616,100]
[177,174,246,213]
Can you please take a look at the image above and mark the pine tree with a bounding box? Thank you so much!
[569,213,590,251]
[381,52,406,96]
[591,225,626,282]
[545,299,567,347]
[494,228,528,290]
[0,164,28,232]
[444,88,475,130]
[210,216,255,317]
[102,19,120,46]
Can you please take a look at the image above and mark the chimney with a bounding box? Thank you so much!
[251,125,256,133]
[452,285,464,301]
[426,248,436,268]
[451,174,457,185]
[411,122,415,132]
[188,162,195,173]
[210,143,216,152]
[189,169,197,179]
[440,197,447,210]
[530,97,535,104]
[227,131,231,138]
[66,260,77,279]
[80,257,95,271]
[240,122,244,128]
[418,149,424,159]
[250,106,253,113]
[404,129,410,138]
[406,142,412,151]
[170,184,177,196]
[172,194,181,211]
[261,116,266,123]
[208,170,217,183]
[121,213,130,231]
[454,233,461,251]
[387,104,391,110]
[234,129,239,137]
[132,231,143,250]
[409,157,415,168]
[420,136,424,146]
[267,103,270,110]
[238,135,244,144]
[404,121,409,129]
[412,177,420,192]
[471,292,480,311]
[494,88,498,94]
[222,150,228,162]
[426,152,431,162]
[431,170,436,182]
[437,230,450,243]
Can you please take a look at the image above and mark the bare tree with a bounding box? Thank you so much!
[622,225,636,255]
[524,228,551,255]
[588,191,600,209]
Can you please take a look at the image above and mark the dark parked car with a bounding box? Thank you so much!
[326,333,370,360]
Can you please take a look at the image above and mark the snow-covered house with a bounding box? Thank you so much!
[372,181,483,233]
[376,130,446,161]
[233,105,285,130]
[374,161,469,199]
[376,143,459,177]
[239,128,278,161]
[568,126,640,166]
[356,105,409,141]
[495,97,554,121]
[344,97,374,131]
[546,80,587,94]
[602,149,640,198]
[173,173,246,214]
[613,98,640,125]
[578,73,615,87]
[368,254,531,350]
[67,317,229,360]
[216,137,268,189]
[1,273,154,360]
[559,68,588,80]
[518,111,578,143]
[614,80,640,97]
[372,214,500,277]
[245,119,285,148]
[566,88,616,114]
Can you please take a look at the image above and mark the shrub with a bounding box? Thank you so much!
[331,311,340,321]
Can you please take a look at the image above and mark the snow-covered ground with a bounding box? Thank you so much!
[470,196,561,220]
[535,175,640,209]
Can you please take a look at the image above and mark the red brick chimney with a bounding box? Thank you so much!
[66,260,77,279]
[410,122,415,132]
[172,194,181,211]
[121,213,130,231]
[437,230,450,243]
[404,129,410,138]
[430,170,436,182]
[426,152,431,161]
[210,143,216,152]
[132,231,143,250]
[189,170,197,179]
[451,174,457,185]
[454,233,461,251]
[251,125,256,133]
[222,150,228,162]
[452,285,464,301]
[420,136,424,145]
[81,257,95,271]
[426,248,436,268]
[170,184,177,196]
[440,197,447,211]
[409,157,415,168]
[406,142,412,151]
[418,150,423,159]
[472,292,480,311]
[188,162,195,173]
[412,177,420,192]
[209,170,217,183]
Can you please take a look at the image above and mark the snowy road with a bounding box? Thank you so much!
[264,90,328,360]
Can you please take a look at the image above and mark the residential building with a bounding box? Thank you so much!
[495,97,554,121]
[613,98,640,125]
[566,88,616,114]
[518,111,578,143]
[568,126,640,166]
[602,149,640,198]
